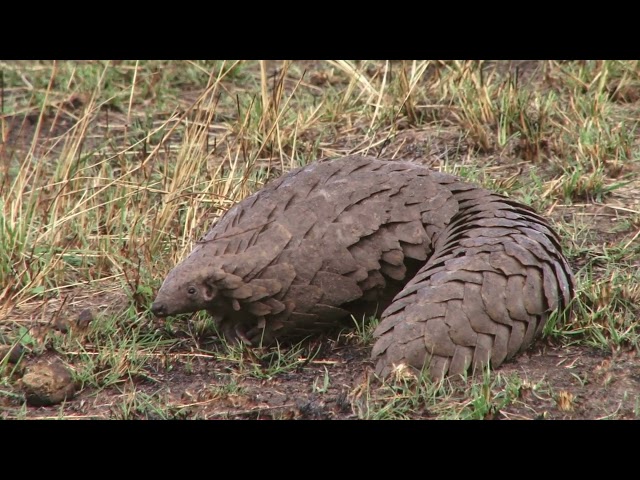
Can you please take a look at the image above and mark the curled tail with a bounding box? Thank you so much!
[372,188,575,379]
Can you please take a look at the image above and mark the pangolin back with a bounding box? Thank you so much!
[152,156,575,379]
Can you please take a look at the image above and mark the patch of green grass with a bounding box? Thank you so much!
[312,366,331,394]
[337,314,379,346]
[109,387,183,420]
[351,368,543,420]
[214,339,322,381]
[62,311,171,391]
[545,251,640,352]
[207,376,246,398]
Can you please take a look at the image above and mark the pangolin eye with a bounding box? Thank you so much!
[187,287,197,295]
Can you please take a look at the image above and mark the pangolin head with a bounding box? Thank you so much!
[151,253,223,318]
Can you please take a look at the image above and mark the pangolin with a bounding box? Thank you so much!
[151,156,575,379]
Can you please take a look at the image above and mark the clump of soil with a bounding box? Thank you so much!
[21,360,76,407]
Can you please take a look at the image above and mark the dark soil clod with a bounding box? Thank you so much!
[21,361,76,407]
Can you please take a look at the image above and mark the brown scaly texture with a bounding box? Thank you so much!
[151,156,575,379]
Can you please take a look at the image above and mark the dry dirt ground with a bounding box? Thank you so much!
[4,323,639,419]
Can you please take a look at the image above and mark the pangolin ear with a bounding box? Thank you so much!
[203,278,218,302]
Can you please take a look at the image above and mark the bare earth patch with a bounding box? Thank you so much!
[2,317,639,419]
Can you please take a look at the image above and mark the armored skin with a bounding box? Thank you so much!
[152,156,575,379]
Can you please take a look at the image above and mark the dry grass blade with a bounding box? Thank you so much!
[327,60,378,102]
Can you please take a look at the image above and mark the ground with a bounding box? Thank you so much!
[1,60,639,419]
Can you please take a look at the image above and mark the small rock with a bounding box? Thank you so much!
[0,344,24,364]
[52,309,94,333]
[21,361,76,406]
[53,317,71,333]
[76,309,94,328]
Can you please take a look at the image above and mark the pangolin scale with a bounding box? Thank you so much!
[152,156,575,379]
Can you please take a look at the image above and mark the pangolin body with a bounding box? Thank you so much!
[151,156,575,379]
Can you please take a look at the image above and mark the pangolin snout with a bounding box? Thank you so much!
[151,301,168,317]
